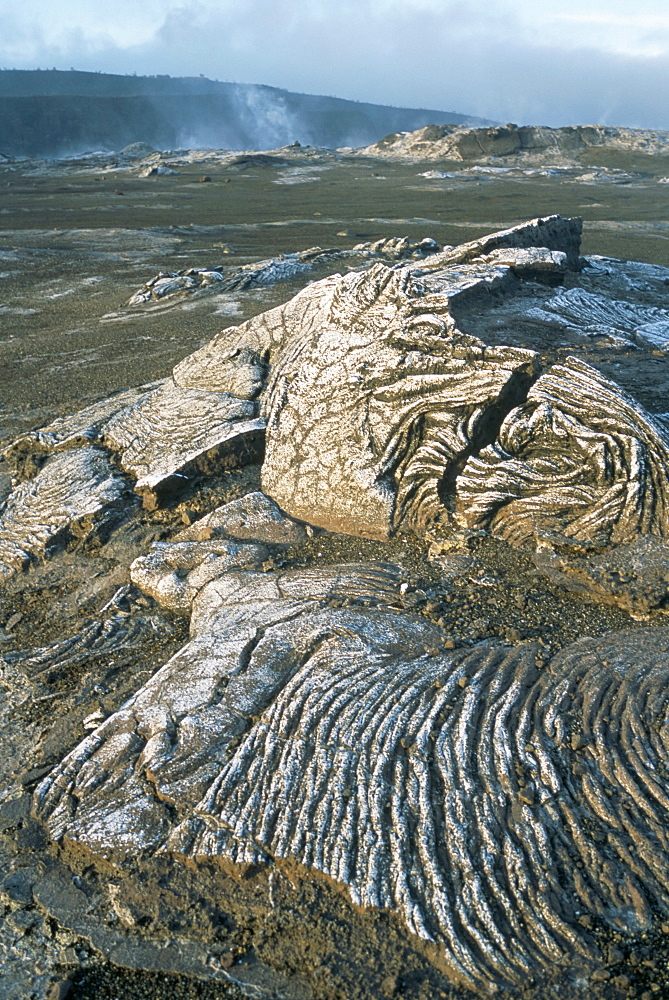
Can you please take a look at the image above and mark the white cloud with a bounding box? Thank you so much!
[1,0,668,129]
[0,0,171,55]
[532,7,669,57]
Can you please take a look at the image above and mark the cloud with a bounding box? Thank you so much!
[1,0,668,129]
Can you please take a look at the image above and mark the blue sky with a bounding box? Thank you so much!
[1,0,668,128]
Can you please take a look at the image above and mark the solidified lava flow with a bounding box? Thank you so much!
[2,215,669,995]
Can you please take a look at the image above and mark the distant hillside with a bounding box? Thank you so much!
[0,69,493,157]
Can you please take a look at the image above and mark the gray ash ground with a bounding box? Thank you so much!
[70,969,246,999]
[1,142,669,1000]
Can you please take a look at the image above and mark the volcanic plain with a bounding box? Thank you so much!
[1,130,669,1000]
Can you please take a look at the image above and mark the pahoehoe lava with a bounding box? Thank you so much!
[34,580,669,991]
[2,215,669,996]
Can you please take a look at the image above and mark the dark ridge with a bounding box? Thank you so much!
[0,69,493,157]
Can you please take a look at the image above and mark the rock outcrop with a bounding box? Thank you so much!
[2,215,669,996]
[34,558,669,991]
[360,123,669,164]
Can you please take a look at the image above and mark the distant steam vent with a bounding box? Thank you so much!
[0,69,492,157]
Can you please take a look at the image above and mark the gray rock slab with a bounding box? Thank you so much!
[130,539,270,614]
[423,215,583,270]
[0,447,130,581]
[174,491,308,546]
[1,381,164,478]
[525,286,669,350]
[582,255,669,298]
[102,378,265,501]
[475,245,568,278]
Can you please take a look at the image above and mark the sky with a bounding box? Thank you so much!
[1,0,669,129]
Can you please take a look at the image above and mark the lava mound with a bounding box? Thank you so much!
[2,215,669,995]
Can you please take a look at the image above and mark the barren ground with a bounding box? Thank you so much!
[1,143,669,1000]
